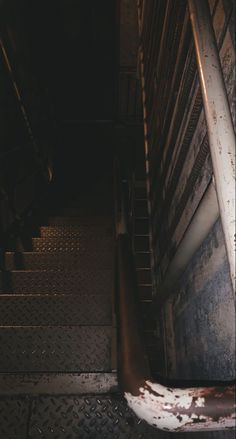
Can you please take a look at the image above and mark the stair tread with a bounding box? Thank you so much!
[0,372,118,395]
[0,326,112,372]
[0,270,112,294]
[40,224,113,238]
[0,395,158,439]
[4,251,112,270]
[0,294,111,326]
[48,216,112,226]
[31,236,112,252]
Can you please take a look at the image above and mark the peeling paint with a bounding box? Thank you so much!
[125,380,236,432]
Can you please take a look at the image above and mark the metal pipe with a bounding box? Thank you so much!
[118,234,236,432]
[188,0,236,291]
[157,180,219,303]
[118,1,236,431]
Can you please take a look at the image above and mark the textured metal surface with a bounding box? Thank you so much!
[4,251,112,270]
[0,373,118,395]
[0,326,111,372]
[32,236,112,252]
[0,269,112,294]
[0,397,29,439]
[29,395,158,439]
[40,225,113,238]
[0,295,111,326]
[48,216,112,226]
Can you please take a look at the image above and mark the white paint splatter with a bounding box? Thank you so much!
[195,397,205,408]
[124,380,235,432]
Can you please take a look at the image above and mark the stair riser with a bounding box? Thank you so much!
[0,295,111,326]
[0,327,112,372]
[48,217,112,226]
[0,270,112,294]
[40,225,113,238]
[32,237,112,252]
[4,252,112,270]
[0,372,118,395]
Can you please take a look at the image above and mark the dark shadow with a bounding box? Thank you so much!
[0,270,14,293]
[13,251,25,270]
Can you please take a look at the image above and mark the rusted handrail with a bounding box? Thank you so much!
[117,233,235,432]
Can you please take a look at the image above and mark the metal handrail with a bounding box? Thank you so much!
[115,164,235,432]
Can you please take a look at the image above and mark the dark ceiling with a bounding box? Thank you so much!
[24,0,116,122]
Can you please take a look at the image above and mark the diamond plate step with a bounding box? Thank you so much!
[0,295,111,326]
[4,251,112,270]
[48,216,112,226]
[0,397,29,439]
[40,225,113,238]
[0,326,111,372]
[29,395,158,439]
[31,236,112,252]
[0,270,112,294]
[0,372,118,395]
[0,395,159,439]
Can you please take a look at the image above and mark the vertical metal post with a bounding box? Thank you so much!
[188,0,235,292]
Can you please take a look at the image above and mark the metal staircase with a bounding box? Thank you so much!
[0,195,158,438]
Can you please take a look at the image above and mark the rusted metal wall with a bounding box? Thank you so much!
[139,0,235,436]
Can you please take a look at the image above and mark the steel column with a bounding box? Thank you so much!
[188,0,236,292]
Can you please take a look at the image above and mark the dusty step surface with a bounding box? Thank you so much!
[31,236,112,252]
[0,269,112,294]
[0,372,118,396]
[0,394,159,439]
[0,294,111,326]
[40,224,113,238]
[47,215,113,226]
[0,326,112,372]
[4,250,112,270]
